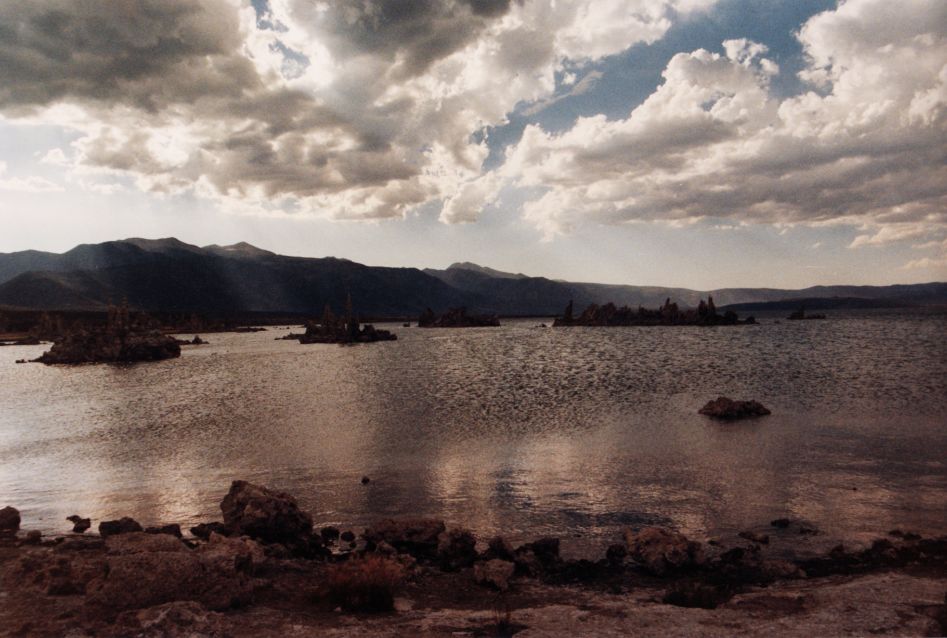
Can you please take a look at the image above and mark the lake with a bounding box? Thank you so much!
[1,311,945,554]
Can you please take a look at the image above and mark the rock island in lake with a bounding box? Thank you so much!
[284,298,396,344]
[34,302,180,365]
[417,306,500,328]
[553,297,756,327]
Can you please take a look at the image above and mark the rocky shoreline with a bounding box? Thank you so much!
[1,481,944,637]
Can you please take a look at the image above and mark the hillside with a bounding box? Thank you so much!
[1,239,944,317]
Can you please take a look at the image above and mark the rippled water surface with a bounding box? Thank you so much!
[1,311,945,552]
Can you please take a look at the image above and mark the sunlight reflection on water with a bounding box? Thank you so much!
[0,310,945,553]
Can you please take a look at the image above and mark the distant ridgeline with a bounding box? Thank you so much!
[553,298,756,327]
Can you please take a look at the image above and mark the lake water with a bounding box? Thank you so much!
[1,311,945,554]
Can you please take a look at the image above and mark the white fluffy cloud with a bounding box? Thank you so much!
[474,0,947,242]
[2,0,943,250]
[0,0,714,220]
[0,161,62,193]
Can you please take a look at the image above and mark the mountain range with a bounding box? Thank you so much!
[0,238,944,317]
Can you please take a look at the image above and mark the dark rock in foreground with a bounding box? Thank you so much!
[220,480,313,546]
[364,519,446,559]
[0,506,20,535]
[99,517,144,537]
[554,297,755,327]
[2,480,947,636]
[699,397,771,419]
[624,527,704,576]
[417,307,500,328]
[67,515,92,533]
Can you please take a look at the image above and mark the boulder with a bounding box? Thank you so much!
[67,515,91,533]
[699,397,771,420]
[24,530,42,545]
[320,526,341,543]
[513,538,561,576]
[436,528,478,571]
[483,536,515,562]
[99,517,143,537]
[87,532,256,612]
[4,548,105,596]
[364,519,446,559]
[190,522,228,540]
[219,480,313,546]
[474,559,515,591]
[144,523,182,537]
[105,532,188,556]
[196,532,265,574]
[0,505,21,535]
[624,527,704,576]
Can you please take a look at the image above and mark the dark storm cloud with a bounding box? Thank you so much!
[311,0,515,76]
[0,0,258,111]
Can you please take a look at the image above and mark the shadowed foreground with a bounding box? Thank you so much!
[1,481,945,637]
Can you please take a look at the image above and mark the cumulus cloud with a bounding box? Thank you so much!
[0,0,713,220]
[2,0,942,249]
[0,161,63,193]
[475,0,947,239]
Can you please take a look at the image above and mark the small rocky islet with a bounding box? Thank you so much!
[1,480,944,636]
[281,299,397,344]
[554,297,756,327]
[417,306,501,328]
[32,303,180,365]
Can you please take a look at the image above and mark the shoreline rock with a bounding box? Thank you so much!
[2,482,945,636]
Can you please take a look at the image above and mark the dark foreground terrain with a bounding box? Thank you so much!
[1,481,944,637]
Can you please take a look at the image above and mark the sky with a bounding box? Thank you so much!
[0,0,945,289]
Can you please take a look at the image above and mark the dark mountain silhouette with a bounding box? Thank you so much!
[0,239,944,316]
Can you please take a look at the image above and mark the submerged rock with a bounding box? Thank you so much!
[624,527,704,576]
[699,397,771,419]
[220,480,313,546]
